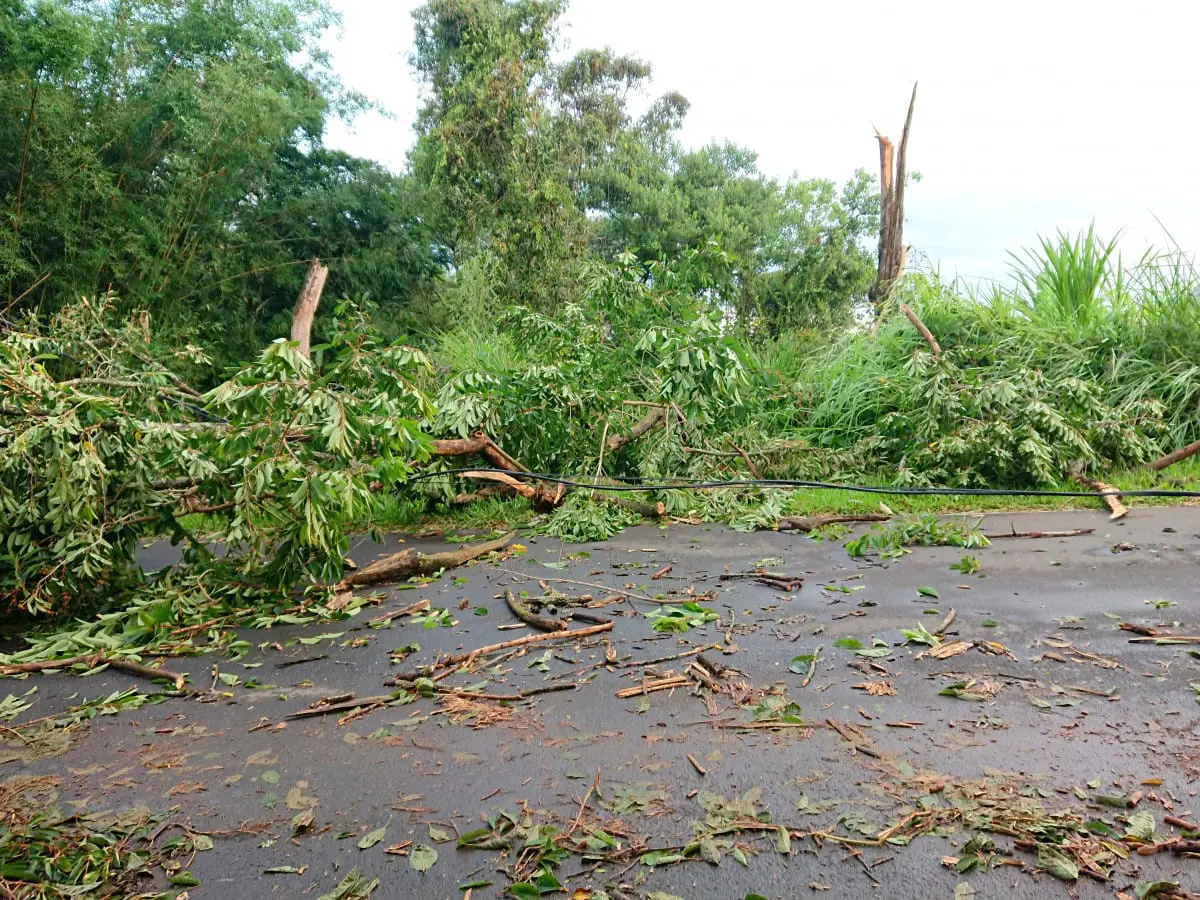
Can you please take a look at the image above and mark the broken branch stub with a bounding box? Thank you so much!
[607,406,667,453]
[1068,466,1129,520]
[899,303,941,359]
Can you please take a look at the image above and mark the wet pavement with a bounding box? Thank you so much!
[4,508,1200,899]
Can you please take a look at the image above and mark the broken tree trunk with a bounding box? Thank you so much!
[869,83,918,313]
[607,406,666,453]
[290,257,329,358]
[1148,437,1200,472]
[334,532,514,592]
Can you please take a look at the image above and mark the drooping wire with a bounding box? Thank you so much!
[405,466,1200,499]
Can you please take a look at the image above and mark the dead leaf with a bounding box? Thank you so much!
[291,809,315,835]
[285,781,319,811]
[918,640,971,660]
[167,781,206,796]
[851,681,896,696]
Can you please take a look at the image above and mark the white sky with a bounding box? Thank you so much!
[323,0,1200,283]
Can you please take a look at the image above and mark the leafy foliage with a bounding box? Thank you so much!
[0,295,432,617]
[0,775,193,897]
[540,495,641,544]
[845,515,989,558]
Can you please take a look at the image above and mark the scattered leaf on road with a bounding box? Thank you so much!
[409,843,438,873]
[357,825,387,850]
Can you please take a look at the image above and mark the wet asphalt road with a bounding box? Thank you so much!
[3,508,1200,899]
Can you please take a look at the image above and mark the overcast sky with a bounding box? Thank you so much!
[323,0,1200,284]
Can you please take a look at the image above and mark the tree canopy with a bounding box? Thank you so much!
[0,0,882,361]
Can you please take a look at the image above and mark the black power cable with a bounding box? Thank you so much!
[407,466,1200,499]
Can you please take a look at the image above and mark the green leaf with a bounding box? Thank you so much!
[1036,844,1079,881]
[641,850,683,867]
[191,833,214,851]
[1136,882,1182,899]
[456,828,493,847]
[697,838,722,865]
[855,638,892,658]
[410,843,438,873]
[357,825,387,850]
[774,826,791,855]
[1124,811,1156,842]
[789,648,820,675]
[169,872,201,887]
[534,872,562,893]
[916,585,939,598]
[316,871,379,900]
[900,623,939,646]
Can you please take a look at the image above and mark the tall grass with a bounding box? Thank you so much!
[738,228,1200,484]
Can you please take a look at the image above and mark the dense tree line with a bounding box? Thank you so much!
[0,0,879,372]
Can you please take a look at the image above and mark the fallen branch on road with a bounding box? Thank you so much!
[369,598,431,626]
[615,675,692,698]
[505,591,566,632]
[983,527,1094,539]
[335,532,514,592]
[777,513,891,532]
[0,653,187,691]
[386,621,613,683]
